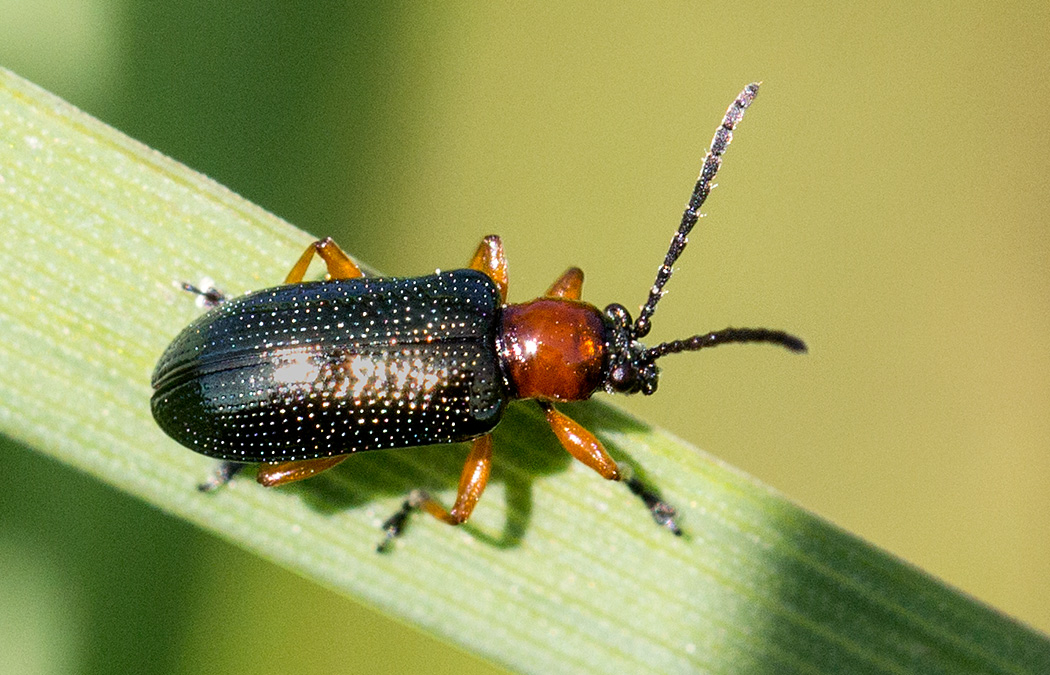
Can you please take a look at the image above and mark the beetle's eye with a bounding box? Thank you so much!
[609,362,639,393]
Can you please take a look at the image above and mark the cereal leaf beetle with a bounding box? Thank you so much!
[151,83,805,551]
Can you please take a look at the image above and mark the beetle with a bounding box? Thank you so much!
[151,82,805,550]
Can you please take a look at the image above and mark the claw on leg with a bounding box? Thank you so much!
[539,401,681,534]
[198,461,245,492]
[624,473,682,536]
[377,434,493,552]
[180,281,226,307]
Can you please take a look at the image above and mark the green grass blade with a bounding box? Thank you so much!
[1,67,1047,674]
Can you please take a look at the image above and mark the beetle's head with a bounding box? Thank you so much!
[601,302,807,397]
[602,304,660,395]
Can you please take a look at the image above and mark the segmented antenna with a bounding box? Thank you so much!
[645,327,806,362]
[633,82,760,338]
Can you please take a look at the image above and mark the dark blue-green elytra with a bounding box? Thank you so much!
[151,270,506,462]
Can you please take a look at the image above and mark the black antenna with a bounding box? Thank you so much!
[633,82,760,339]
[645,327,806,362]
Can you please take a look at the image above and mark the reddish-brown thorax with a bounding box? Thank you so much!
[499,298,608,401]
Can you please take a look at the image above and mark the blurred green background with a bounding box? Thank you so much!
[2,2,1048,673]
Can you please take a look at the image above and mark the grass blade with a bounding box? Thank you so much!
[1,67,1047,674]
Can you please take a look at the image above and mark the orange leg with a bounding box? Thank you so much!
[539,401,620,480]
[421,433,494,525]
[378,434,493,551]
[256,455,349,487]
[539,401,682,535]
[545,267,584,300]
[285,237,363,283]
[468,235,509,303]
